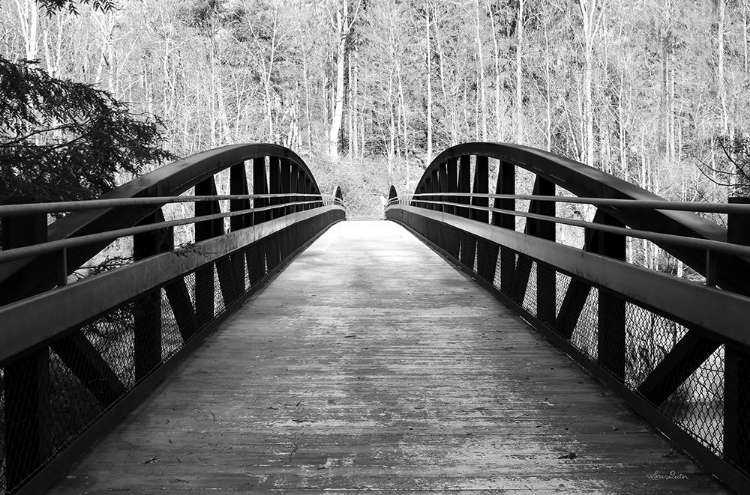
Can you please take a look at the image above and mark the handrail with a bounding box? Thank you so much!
[0,193,343,217]
[0,200,337,264]
[387,198,750,260]
[390,192,750,215]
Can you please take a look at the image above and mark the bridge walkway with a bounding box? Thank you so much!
[49,221,727,493]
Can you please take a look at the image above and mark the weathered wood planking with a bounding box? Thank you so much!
[50,221,729,493]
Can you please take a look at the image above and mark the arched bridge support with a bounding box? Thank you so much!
[386,142,750,493]
[0,144,345,495]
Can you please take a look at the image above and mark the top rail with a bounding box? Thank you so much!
[389,193,750,215]
[0,193,344,217]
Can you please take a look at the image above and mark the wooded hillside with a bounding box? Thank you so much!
[2,0,749,217]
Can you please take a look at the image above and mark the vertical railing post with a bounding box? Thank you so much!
[230,162,251,231]
[589,209,626,381]
[473,156,495,282]
[472,156,489,223]
[430,168,439,211]
[528,177,556,325]
[459,156,476,268]
[458,155,471,218]
[281,158,291,217]
[724,197,750,473]
[305,177,312,210]
[291,162,300,213]
[133,209,173,381]
[195,177,223,327]
[439,162,449,213]
[268,156,281,220]
[2,200,51,490]
[253,157,269,224]
[446,157,458,215]
[494,160,515,295]
[229,163,250,296]
[423,176,431,210]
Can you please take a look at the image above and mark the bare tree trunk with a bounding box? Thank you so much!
[347,50,355,159]
[718,0,729,134]
[486,0,503,140]
[261,11,279,142]
[432,5,456,145]
[425,6,433,166]
[387,69,396,178]
[618,68,628,180]
[543,16,552,151]
[475,0,487,140]
[397,60,409,173]
[329,3,347,161]
[14,0,39,60]
[360,76,367,162]
[301,45,313,152]
[744,1,749,75]
[42,15,65,78]
[515,0,525,144]
[578,0,605,167]
[352,51,359,160]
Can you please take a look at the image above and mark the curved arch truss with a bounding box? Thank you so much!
[386,142,750,492]
[0,143,345,494]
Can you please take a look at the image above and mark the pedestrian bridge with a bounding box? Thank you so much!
[1,143,749,493]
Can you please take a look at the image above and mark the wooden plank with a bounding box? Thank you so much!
[50,221,727,494]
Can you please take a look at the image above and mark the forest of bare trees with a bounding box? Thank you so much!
[2,0,749,220]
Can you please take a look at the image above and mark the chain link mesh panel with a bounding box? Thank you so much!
[624,304,689,389]
[659,346,724,455]
[0,211,341,494]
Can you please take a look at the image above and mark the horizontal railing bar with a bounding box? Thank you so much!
[0,200,338,264]
[397,204,750,348]
[387,199,750,259]
[0,193,336,217]
[397,193,750,214]
[0,206,341,365]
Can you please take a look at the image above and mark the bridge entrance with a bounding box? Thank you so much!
[49,221,726,493]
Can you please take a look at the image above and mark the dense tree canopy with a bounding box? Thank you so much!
[0,57,172,201]
[0,0,171,202]
[1,0,749,262]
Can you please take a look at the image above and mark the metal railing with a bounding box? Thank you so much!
[386,142,750,493]
[0,143,346,494]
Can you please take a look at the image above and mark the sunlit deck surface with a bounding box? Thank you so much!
[50,221,728,493]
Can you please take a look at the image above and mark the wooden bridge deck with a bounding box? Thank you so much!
[50,221,728,494]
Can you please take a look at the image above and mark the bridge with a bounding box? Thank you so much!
[0,142,748,493]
